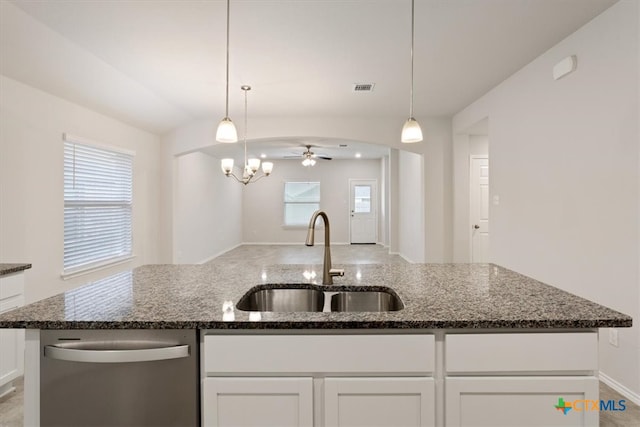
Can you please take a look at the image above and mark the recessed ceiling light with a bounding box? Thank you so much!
[260,153,266,158]
[355,153,362,158]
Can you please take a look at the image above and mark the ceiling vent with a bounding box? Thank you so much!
[352,83,375,92]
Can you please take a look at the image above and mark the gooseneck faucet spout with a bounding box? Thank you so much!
[305,210,344,285]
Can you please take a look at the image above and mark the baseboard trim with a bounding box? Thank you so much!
[197,243,242,264]
[397,252,416,263]
[241,241,350,246]
[599,371,640,406]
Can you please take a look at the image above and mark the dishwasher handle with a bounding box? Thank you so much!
[44,343,190,363]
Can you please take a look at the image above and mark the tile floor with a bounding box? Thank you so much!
[206,243,408,266]
[1,245,639,426]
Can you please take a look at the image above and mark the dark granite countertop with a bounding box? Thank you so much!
[0,263,631,330]
[0,263,32,276]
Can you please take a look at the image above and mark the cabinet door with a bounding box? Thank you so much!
[446,377,599,427]
[203,377,313,427]
[324,377,435,427]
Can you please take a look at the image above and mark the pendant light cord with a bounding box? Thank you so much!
[409,0,415,119]
[243,86,248,163]
[225,0,230,118]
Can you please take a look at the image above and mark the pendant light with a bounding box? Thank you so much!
[401,0,423,143]
[220,86,274,185]
[215,0,238,143]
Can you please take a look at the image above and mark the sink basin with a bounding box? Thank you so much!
[330,290,404,312]
[236,287,325,312]
[236,285,403,313]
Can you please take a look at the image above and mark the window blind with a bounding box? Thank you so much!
[284,182,320,226]
[63,139,133,273]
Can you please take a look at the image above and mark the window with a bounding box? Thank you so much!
[353,185,372,213]
[63,135,134,274]
[284,182,320,226]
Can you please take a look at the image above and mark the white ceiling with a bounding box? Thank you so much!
[1,0,617,158]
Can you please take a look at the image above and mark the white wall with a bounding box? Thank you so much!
[416,118,453,263]
[174,151,242,263]
[242,159,382,244]
[380,155,390,247]
[0,76,161,303]
[453,0,639,398]
[397,150,425,263]
[389,149,400,255]
[637,0,640,401]
[470,135,489,156]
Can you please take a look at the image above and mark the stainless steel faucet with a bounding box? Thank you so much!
[305,210,344,285]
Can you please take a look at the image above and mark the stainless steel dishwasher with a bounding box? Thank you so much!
[40,329,198,427]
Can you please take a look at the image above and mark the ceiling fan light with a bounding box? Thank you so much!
[216,118,238,143]
[401,117,423,143]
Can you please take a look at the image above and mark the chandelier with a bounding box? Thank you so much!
[220,86,273,184]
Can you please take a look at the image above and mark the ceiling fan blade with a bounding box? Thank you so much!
[283,155,301,159]
[317,156,332,160]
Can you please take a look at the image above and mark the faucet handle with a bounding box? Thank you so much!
[329,268,345,277]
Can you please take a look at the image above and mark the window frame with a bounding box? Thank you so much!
[283,181,321,227]
[62,133,135,278]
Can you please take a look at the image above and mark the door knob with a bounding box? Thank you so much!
[473,224,480,229]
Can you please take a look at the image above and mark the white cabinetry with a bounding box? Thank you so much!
[202,334,435,427]
[202,331,601,427]
[0,272,25,397]
[445,332,599,427]
[203,377,313,427]
[446,377,598,427]
[325,377,435,427]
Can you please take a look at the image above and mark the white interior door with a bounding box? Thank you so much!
[470,156,489,262]
[350,180,377,244]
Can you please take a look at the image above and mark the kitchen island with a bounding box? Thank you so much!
[0,262,632,426]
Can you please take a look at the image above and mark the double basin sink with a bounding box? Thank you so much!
[236,284,403,313]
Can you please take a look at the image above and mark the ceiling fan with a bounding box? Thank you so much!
[284,145,332,166]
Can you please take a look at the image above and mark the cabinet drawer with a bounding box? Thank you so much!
[0,273,24,300]
[446,332,597,374]
[204,334,434,375]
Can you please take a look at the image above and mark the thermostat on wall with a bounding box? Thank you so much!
[553,55,577,80]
